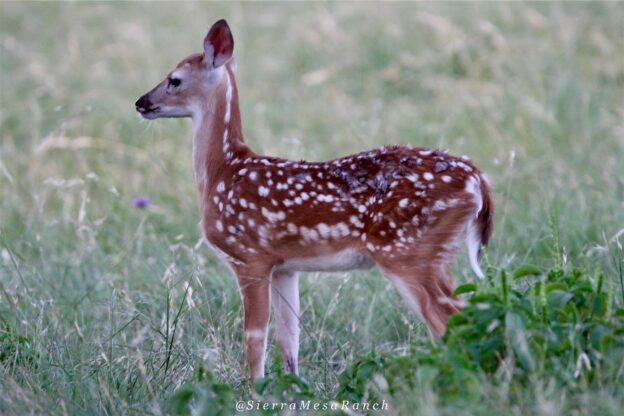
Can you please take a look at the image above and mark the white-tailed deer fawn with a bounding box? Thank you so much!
[136,20,493,380]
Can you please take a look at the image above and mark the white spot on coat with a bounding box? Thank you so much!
[261,207,285,222]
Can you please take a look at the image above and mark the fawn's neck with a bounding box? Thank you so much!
[192,64,249,193]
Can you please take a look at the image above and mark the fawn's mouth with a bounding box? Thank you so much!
[136,106,160,119]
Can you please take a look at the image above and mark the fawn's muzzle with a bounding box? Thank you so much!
[135,95,155,115]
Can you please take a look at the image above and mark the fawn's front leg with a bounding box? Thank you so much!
[236,271,271,380]
[271,270,300,374]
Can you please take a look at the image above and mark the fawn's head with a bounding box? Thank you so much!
[135,19,234,120]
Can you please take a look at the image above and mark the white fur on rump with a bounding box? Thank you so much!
[464,175,485,279]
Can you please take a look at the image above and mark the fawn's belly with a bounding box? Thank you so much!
[274,249,375,273]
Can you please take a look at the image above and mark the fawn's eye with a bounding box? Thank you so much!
[168,77,181,88]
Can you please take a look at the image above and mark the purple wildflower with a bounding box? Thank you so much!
[131,196,150,209]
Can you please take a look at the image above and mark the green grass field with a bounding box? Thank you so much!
[1,2,623,415]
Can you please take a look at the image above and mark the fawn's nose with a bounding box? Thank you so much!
[135,95,152,113]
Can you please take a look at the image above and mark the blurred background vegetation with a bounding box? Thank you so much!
[1,2,623,415]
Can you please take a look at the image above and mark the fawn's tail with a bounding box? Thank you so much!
[466,175,494,279]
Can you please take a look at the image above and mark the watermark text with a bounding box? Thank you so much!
[235,399,388,412]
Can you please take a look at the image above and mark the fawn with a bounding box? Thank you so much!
[136,19,493,380]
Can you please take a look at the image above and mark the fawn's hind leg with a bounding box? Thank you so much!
[368,197,476,337]
[379,260,461,337]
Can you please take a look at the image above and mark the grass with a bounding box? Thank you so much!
[1,1,623,415]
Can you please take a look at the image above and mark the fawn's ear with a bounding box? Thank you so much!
[203,19,234,69]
